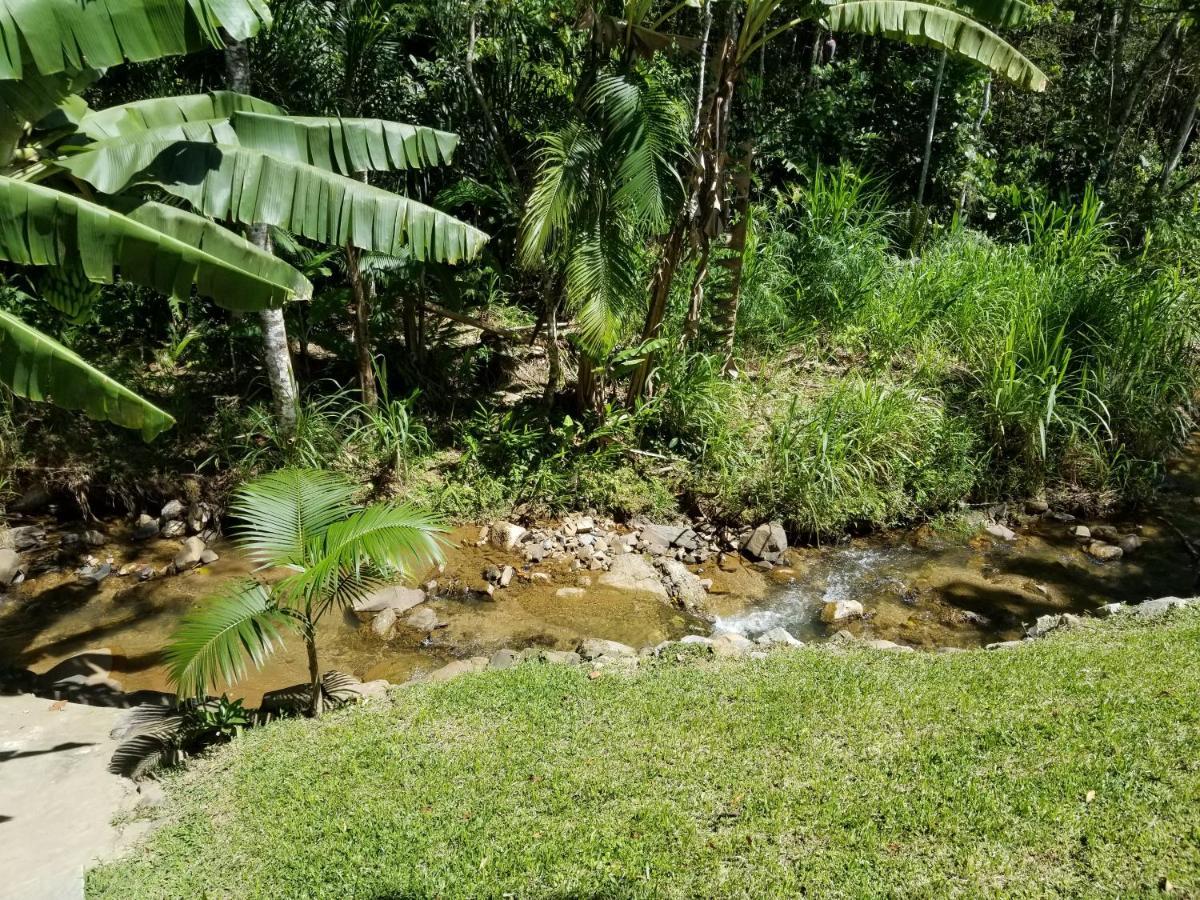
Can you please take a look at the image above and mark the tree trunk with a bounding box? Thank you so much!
[1106,12,1184,171]
[542,281,563,405]
[225,39,298,438]
[715,143,754,372]
[917,51,947,207]
[1159,82,1200,192]
[576,352,599,413]
[345,242,378,409]
[957,76,992,218]
[694,0,713,136]
[306,630,323,718]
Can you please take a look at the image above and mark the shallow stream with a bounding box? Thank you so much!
[3,441,1198,703]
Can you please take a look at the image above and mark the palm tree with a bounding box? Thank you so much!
[165,468,445,717]
[621,0,1050,399]
[521,64,687,410]
[0,0,486,439]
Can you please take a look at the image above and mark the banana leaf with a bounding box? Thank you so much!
[0,309,175,439]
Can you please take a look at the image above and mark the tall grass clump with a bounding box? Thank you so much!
[738,164,893,351]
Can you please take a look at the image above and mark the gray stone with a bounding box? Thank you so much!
[1135,596,1193,619]
[370,607,398,639]
[1094,602,1125,618]
[659,559,707,611]
[199,549,219,565]
[0,528,12,551]
[1117,534,1143,554]
[711,631,755,657]
[1085,541,1123,562]
[82,529,106,548]
[427,657,489,682]
[863,639,914,652]
[986,640,1026,650]
[1072,525,1091,541]
[1025,498,1050,514]
[490,521,528,550]
[641,523,688,548]
[488,649,520,670]
[186,502,210,534]
[160,519,187,539]
[343,679,390,702]
[756,627,804,648]
[1091,525,1121,542]
[172,536,207,571]
[77,563,111,585]
[1026,613,1064,638]
[820,598,864,623]
[160,500,185,521]
[679,634,714,646]
[742,523,773,559]
[498,564,515,588]
[352,585,426,622]
[597,554,668,600]
[767,521,787,554]
[132,515,159,541]
[404,606,442,632]
[9,525,45,551]
[575,516,595,534]
[0,548,22,586]
[985,522,1016,541]
[577,638,637,660]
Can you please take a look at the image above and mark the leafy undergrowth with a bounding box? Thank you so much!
[89,610,1200,899]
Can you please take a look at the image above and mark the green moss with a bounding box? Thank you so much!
[89,609,1200,899]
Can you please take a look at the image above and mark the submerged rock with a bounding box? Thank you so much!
[597,554,668,600]
[1117,534,1143,554]
[370,607,398,639]
[352,585,426,622]
[1085,541,1123,561]
[404,607,442,632]
[820,598,864,623]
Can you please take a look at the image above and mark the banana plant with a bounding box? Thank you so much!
[0,0,487,439]
[617,0,1048,400]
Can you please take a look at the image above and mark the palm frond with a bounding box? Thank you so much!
[287,504,446,611]
[520,123,601,266]
[565,221,639,357]
[164,580,293,699]
[108,704,184,779]
[230,468,358,569]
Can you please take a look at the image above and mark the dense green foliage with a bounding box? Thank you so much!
[88,608,1200,898]
[0,0,1197,534]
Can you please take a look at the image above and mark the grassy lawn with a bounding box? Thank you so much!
[89,610,1200,899]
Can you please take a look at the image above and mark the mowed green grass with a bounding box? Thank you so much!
[89,610,1200,899]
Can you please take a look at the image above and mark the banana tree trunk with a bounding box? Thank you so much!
[345,240,378,409]
[225,39,298,438]
[917,51,947,207]
[715,143,754,372]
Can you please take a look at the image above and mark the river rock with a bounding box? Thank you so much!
[863,639,914,652]
[640,523,687,552]
[821,598,864,623]
[199,549,219,565]
[160,500,185,521]
[498,564,514,588]
[9,525,45,551]
[577,638,636,660]
[352,585,426,621]
[1026,613,1064,638]
[519,648,581,666]
[1117,534,1143,554]
[489,648,520,670]
[173,537,207,571]
[405,606,442,632]
[756,627,804,647]
[427,657,489,682]
[741,522,787,561]
[985,522,1016,541]
[555,587,585,599]
[0,528,11,551]
[132,515,160,541]
[1135,596,1193,618]
[1071,525,1091,541]
[658,559,707,612]
[986,640,1026,650]
[1025,498,1050,514]
[370,607,398,639]
[160,519,187,539]
[711,631,755,657]
[186,502,210,534]
[597,554,669,599]
[0,548,22,586]
[575,516,595,534]
[490,521,528,550]
[1090,525,1121,542]
[77,563,111,585]
[1085,541,1123,561]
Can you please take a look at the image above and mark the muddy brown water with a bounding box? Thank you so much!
[3,443,1199,704]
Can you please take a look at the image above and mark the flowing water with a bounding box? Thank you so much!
[3,440,1199,702]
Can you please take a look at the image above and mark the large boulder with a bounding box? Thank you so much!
[741,521,787,561]
[597,554,668,599]
[490,521,528,550]
[658,559,708,612]
[639,523,688,553]
[160,499,186,521]
[352,585,426,622]
[0,548,21,586]
[577,638,637,660]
